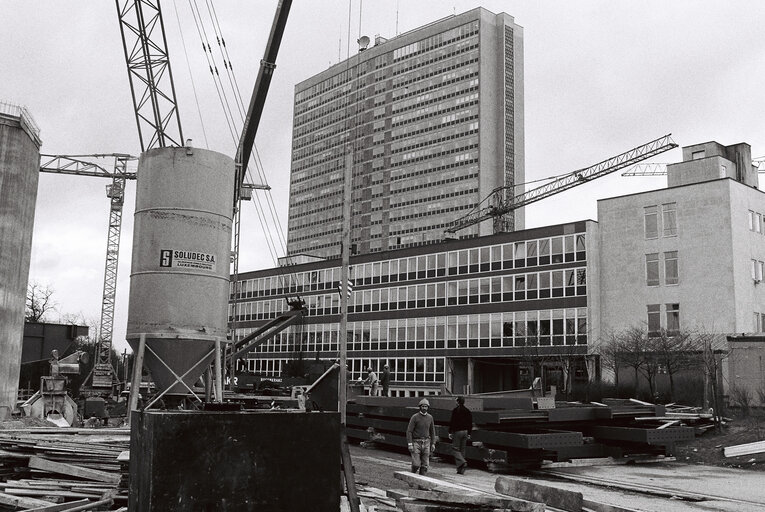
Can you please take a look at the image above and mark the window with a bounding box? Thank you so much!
[750,210,756,231]
[644,206,658,239]
[646,253,659,286]
[664,251,678,285]
[666,303,680,333]
[662,203,677,237]
[753,260,764,282]
[691,150,705,160]
[647,304,661,335]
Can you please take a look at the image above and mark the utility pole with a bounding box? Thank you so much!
[339,150,352,425]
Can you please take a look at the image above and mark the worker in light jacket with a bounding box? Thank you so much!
[361,367,380,396]
[448,396,473,474]
[406,398,436,474]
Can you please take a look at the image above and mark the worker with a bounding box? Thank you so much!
[406,398,436,475]
[448,396,473,474]
[381,364,391,396]
[361,367,380,396]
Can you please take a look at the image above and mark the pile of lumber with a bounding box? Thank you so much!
[633,403,724,435]
[0,428,129,511]
[347,396,694,471]
[390,471,636,512]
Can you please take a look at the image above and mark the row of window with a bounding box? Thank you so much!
[238,356,446,384]
[234,308,589,357]
[646,251,679,286]
[644,203,677,239]
[392,22,478,62]
[233,233,588,299]
[230,267,586,322]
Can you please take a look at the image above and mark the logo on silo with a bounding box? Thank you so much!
[159,249,216,271]
[160,250,173,267]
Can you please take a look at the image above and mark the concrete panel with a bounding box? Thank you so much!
[129,410,341,511]
[0,108,41,419]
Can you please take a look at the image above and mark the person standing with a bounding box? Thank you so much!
[380,364,391,396]
[362,367,380,396]
[406,398,436,474]
[448,396,472,474]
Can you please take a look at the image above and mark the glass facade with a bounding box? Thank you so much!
[231,223,591,394]
[287,9,523,259]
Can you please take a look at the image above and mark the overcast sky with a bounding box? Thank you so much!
[2,1,763,354]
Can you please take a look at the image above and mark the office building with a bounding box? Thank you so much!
[232,221,595,396]
[287,7,525,259]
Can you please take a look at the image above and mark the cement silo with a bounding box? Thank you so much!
[0,103,42,420]
[126,146,234,398]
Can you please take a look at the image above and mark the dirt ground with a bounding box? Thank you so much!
[348,412,765,495]
[675,413,765,469]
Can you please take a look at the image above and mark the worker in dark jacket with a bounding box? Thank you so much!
[380,364,391,396]
[406,398,436,474]
[448,396,472,474]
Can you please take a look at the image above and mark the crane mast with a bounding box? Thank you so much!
[116,0,184,151]
[39,154,138,390]
[445,134,678,236]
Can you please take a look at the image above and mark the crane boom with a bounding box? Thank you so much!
[234,0,293,202]
[445,134,678,235]
[116,0,184,151]
[39,154,138,390]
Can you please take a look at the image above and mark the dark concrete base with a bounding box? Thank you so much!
[129,410,340,511]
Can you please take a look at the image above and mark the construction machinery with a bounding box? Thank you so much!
[445,134,678,236]
[20,349,89,426]
[39,153,137,394]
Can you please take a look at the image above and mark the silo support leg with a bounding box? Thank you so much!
[214,338,223,402]
[127,333,146,426]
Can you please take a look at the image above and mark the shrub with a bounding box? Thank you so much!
[730,385,753,416]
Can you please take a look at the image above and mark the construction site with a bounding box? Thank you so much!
[2,1,765,511]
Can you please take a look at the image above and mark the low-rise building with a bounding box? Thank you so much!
[230,221,598,396]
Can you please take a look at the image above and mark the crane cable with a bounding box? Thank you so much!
[184,0,288,272]
[180,1,312,346]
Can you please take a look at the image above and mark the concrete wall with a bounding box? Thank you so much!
[728,338,765,407]
[0,108,41,419]
[729,181,765,331]
[597,180,747,337]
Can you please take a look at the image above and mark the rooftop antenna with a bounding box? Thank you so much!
[396,0,399,35]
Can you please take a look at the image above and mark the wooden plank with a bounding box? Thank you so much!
[340,429,361,512]
[2,488,100,499]
[408,488,524,508]
[0,490,54,509]
[27,456,120,484]
[495,475,583,512]
[19,498,90,512]
[394,472,544,512]
[723,440,765,457]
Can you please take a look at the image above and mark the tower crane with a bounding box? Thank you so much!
[623,157,765,177]
[445,134,678,236]
[39,154,138,390]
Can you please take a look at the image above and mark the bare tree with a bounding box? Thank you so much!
[688,331,727,431]
[653,328,696,401]
[25,282,57,322]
